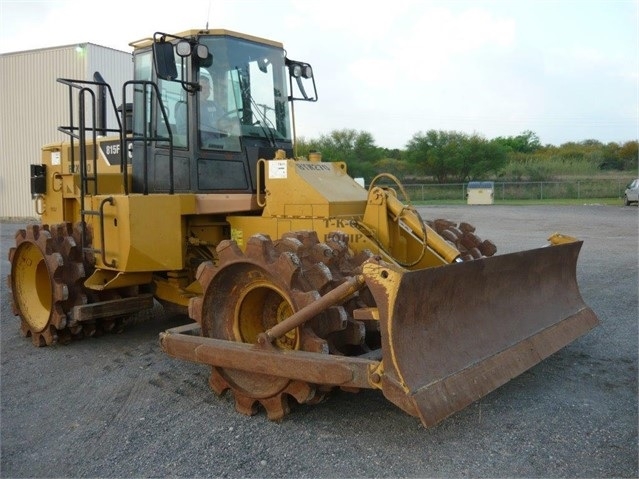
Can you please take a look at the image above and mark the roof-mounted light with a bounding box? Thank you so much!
[290,63,302,78]
[176,40,191,57]
[195,44,209,60]
[289,62,313,79]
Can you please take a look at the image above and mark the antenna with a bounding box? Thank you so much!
[205,0,212,29]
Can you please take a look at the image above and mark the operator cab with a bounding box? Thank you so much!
[129,29,316,194]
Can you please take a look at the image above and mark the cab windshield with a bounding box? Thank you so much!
[196,36,291,151]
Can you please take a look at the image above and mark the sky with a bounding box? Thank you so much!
[1,0,637,149]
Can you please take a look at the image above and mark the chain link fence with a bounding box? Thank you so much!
[397,178,633,202]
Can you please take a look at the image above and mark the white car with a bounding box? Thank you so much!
[624,178,639,206]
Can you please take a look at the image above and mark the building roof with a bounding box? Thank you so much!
[0,42,130,57]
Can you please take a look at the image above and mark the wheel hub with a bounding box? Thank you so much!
[11,241,54,332]
[235,281,300,350]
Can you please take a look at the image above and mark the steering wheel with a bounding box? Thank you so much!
[217,108,244,122]
[211,108,243,132]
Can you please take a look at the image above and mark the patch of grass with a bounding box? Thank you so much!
[501,155,603,180]
[413,197,624,206]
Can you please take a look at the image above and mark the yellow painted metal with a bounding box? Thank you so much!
[38,139,131,225]
[89,193,197,271]
[29,138,468,316]
[228,158,459,269]
[548,232,579,245]
[194,194,259,215]
[129,28,284,50]
[9,241,51,332]
[383,189,461,264]
[361,261,407,391]
[353,307,380,321]
[154,274,201,308]
[33,137,464,307]
[84,270,153,291]
[261,159,368,218]
[360,189,450,268]
[234,280,301,350]
[38,145,65,225]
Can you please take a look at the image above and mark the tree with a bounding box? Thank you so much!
[295,129,384,180]
[463,135,509,182]
[373,158,411,180]
[494,130,541,154]
[618,140,638,171]
[405,130,508,182]
[405,130,460,182]
[598,142,623,170]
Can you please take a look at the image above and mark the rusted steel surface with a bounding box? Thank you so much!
[160,238,598,427]
[71,294,154,322]
[260,274,366,344]
[183,232,380,418]
[364,241,599,427]
[408,309,598,427]
[160,328,377,389]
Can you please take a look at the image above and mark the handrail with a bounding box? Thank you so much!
[256,158,267,207]
[82,197,116,268]
[56,76,175,268]
[57,78,123,176]
[97,197,116,267]
[57,77,123,261]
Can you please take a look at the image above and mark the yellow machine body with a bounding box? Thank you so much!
[229,157,457,269]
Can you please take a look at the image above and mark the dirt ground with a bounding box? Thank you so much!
[1,204,637,478]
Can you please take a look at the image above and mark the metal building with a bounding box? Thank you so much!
[0,43,131,218]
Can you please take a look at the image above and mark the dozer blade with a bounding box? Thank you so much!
[363,241,599,428]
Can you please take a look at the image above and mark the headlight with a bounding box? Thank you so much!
[290,63,302,78]
[195,44,209,60]
[176,40,191,57]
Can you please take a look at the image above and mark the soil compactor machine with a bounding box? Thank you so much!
[8,28,599,428]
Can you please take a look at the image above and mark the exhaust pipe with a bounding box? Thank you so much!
[93,71,107,136]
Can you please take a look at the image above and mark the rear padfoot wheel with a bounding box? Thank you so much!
[8,223,90,346]
[8,222,137,346]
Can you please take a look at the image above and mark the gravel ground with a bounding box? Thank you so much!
[1,204,637,478]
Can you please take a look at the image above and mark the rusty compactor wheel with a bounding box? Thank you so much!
[8,223,91,346]
[430,218,497,260]
[8,222,133,346]
[189,232,375,421]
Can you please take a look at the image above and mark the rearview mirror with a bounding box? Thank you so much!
[153,41,178,80]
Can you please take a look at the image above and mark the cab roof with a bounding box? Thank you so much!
[129,29,283,50]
